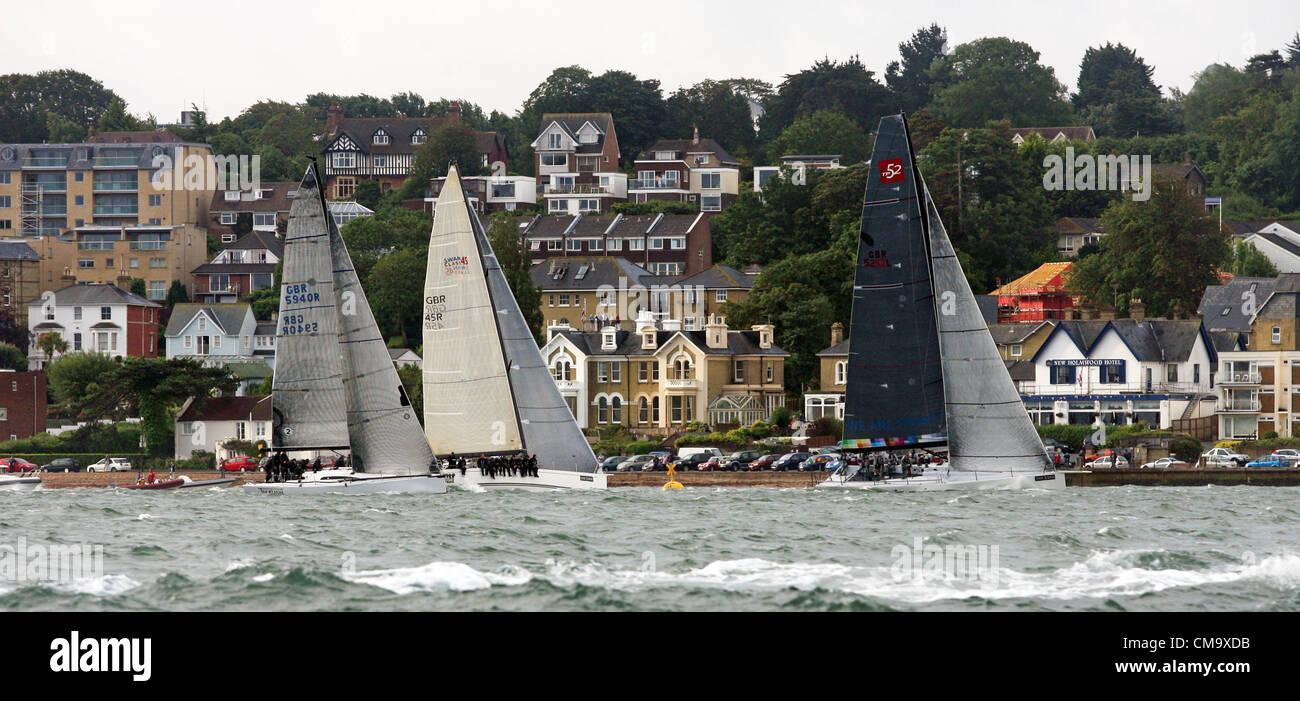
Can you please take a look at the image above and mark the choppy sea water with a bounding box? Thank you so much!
[1,484,1299,611]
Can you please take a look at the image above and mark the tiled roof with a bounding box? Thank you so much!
[208,182,297,214]
[532,257,653,291]
[988,321,1052,345]
[1009,126,1096,141]
[1197,276,1277,332]
[26,283,159,308]
[177,395,271,422]
[192,263,278,275]
[677,265,754,290]
[329,116,502,157]
[555,327,788,357]
[0,240,41,261]
[165,303,252,337]
[1047,319,1208,362]
[640,138,739,166]
[221,231,284,257]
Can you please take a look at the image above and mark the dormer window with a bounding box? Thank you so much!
[223,191,241,202]
[411,129,427,145]
[602,329,616,350]
[372,130,390,145]
[642,332,656,350]
[579,131,597,144]
[655,151,675,160]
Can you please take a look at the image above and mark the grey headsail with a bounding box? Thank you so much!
[841,114,946,451]
[328,197,436,475]
[272,164,350,451]
[422,167,598,473]
[923,184,1052,473]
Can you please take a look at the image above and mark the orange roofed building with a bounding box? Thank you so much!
[991,262,1075,323]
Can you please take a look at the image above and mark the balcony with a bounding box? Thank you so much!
[630,179,684,190]
[94,205,139,216]
[664,378,698,390]
[545,183,613,196]
[24,156,69,168]
[554,379,581,393]
[204,282,243,295]
[130,241,167,250]
[94,156,139,168]
[1218,371,1261,385]
[94,182,138,193]
[1217,398,1261,412]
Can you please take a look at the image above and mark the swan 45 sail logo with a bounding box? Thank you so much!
[443,255,470,276]
[878,158,905,184]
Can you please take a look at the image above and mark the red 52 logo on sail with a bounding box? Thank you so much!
[879,158,905,184]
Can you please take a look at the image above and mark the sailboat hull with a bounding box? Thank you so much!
[817,469,1066,492]
[242,473,447,495]
[450,467,607,491]
[0,476,41,491]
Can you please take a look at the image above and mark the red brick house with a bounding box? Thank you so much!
[321,102,508,200]
[0,371,47,440]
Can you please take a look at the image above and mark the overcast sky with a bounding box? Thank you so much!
[2,0,1297,122]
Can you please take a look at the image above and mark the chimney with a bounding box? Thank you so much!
[830,322,844,347]
[1183,153,1192,166]
[1079,303,1097,321]
[1129,297,1146,320]
[692,125,700,145]
[449,101,462,123]
[326,103,344,136]
[1099,306,1117,321]
[705,314,728,349]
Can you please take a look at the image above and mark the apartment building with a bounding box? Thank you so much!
[523,212,711,276]
[1216,274,1300,439]
[36,223,208,302]
[0,131,213,236]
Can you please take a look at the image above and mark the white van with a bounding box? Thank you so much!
[677,447,723,460]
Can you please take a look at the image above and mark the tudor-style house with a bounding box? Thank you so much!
[26,282,161,368]
[541,313,787,431]
[207,181,295,241]
[531,113,627,214]
[1215,274,1300,439]
[629,129,740,212]
[191,231,282,303]
[523,212,712,276]
[321,102,509,200]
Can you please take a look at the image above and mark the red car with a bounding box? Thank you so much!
[747,454,779,471]
[1,457,39,473]
[221,456,259,472]
[697,456,723,471]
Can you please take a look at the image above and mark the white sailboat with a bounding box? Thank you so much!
[422,166,605,490]
[245,164,446,495]
[818,114,1064,492]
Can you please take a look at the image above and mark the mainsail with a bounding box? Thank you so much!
[842,114,946,451]
[922,183,1053,473]
[328,196,436,475]
[272,165,350,451]
[423,167,598,472]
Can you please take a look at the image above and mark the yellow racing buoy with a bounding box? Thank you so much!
[663,462,682,491]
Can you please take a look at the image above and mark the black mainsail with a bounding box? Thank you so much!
[841,114,946,451]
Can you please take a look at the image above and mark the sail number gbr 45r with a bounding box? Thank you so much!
[425,294,447,331]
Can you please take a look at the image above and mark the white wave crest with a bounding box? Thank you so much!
[344,562,532,594]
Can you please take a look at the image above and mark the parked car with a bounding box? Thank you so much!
[720,451,762,471]
[1246,455,1289,469]
[648,451,674,463]
[799,454,842,471]
[1269,449,1300,466]
[0,457,39,473]
[747,454,779,471]
[1085,455,1129,469]
[616,455,658,472]
[41,458,81,473]
[1201,447,1249,468]
[1139,457,1189,470]
[87,457,133,472]
[1084,448,1121,463]
[669,454,713,471]
[677,447,724,461]
[772,452,812,471]
[221,456,259,472]
[697,456,724,471]
[599,455,629,471]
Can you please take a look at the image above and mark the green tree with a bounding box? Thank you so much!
[1068,179,1230,317]
[758,57,897,147]
[0,342,26,371]
[0,70,119,143]
[1074,43,1177,136]
[488,212,543,344]
[0,307,28,349]
[930,37,1072,128]
[353,179,382,209]
[165,280,190,308]
[397,363,423,425]
[35,332,69,365]
[885,23,949,113]
[44,111,87,142]
[96,97,149,132]
[1182,63,1253,133]
[129,278,146,298]
[663,80,756,156]
[1228,240,1279,277]
[366,248,427,344]
[767,110,872,164]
